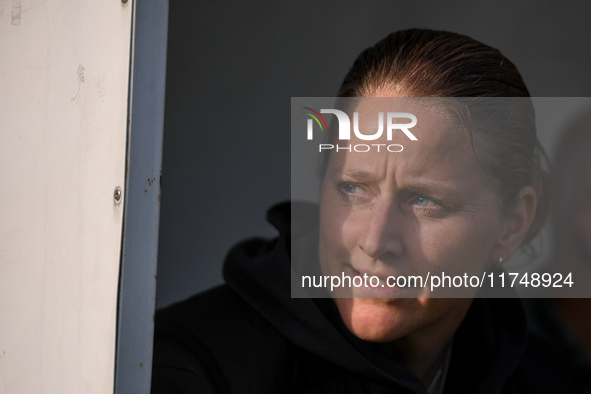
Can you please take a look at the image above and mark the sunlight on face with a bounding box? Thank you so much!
[318,98,503,343]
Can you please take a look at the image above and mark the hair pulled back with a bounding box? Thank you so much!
[333,29,550,244]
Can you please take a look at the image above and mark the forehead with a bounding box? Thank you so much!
[353,98,458,147]
[328,99,483,186]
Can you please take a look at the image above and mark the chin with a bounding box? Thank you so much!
[333,297,420,343]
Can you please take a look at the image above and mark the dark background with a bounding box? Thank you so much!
[155,0,591,309]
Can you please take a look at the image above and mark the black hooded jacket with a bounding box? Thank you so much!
[151,202,588,393]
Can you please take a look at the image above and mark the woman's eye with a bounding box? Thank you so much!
[343,184,361,194]
[411,196,446,214]
[414,196,433,207]
[337,183,368,202]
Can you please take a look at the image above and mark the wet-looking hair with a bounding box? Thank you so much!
[322,28,550,245]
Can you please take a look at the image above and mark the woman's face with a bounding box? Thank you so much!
[318,99,504,343]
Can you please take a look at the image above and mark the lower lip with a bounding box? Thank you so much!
[347,266,410,297]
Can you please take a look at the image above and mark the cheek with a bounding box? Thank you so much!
[319,193,343,275]
[318,191,360,266]
[413,216,498,274]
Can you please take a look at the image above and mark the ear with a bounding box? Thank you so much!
[494,186,537,263]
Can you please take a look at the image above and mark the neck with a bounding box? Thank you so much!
[380,298,471,387]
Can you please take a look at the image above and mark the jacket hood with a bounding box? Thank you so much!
[222,202,529,394]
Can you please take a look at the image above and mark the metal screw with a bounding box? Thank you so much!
[114,187,122,203]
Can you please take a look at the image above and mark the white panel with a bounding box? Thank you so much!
[0,1,132,393]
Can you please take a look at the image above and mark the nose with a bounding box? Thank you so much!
[358,198,404,260]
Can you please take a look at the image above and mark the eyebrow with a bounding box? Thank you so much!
[401,180,456,195]
[340,168,378,182]
[332,166,456,194]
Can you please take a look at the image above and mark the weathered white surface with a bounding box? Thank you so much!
[0,1,132,392]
